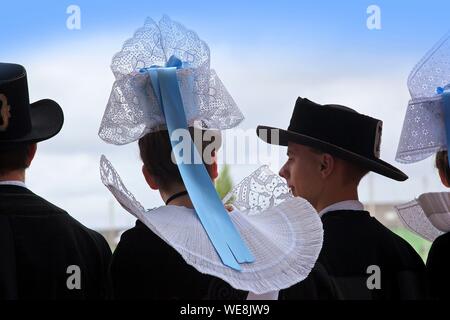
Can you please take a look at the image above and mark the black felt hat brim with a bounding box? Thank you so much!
[257,125,408,182]
[0,99,63,148]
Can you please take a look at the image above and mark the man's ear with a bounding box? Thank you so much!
[25,143,37,167]
[438,167,450,188]
[142,165,159,190]
[319,153,335,179]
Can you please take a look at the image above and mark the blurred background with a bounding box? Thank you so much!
[2,0,449,260]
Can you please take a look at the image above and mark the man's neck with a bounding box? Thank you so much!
[0,170,25,182]
[314,186,359,213]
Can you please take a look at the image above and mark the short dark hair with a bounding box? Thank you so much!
[308,147,369,184]
[436,150,450,183]
[0,144,31,175]
[138,128,221,191]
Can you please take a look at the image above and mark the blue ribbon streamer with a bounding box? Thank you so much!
[141,56,254,270]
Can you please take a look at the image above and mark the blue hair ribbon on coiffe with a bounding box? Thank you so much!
[141,55,254,270]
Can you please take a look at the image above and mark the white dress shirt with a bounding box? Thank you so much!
[0,180,27,188]
[247,291,279,300]
[319,200,365,218]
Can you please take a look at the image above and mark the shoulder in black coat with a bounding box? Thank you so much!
[426,232,450,300]
[280,210,428,300]
[0,185,112,299]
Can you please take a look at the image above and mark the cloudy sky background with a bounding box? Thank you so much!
[2,0,450,230]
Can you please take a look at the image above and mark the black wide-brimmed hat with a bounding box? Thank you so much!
[257,97,407,181]
[0,63,63,149]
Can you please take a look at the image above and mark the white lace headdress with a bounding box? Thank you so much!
[395,33,450,241]
[396,32,450,163]
[98,16,254,270]
[395,192,450,241]
[98,15,244,145]
[100,156,323,294]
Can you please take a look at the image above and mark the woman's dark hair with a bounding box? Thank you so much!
[138,128,221,191]
[436,150,450,184]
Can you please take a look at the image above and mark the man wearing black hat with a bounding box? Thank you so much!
[0,63,111,299]
[257,97,428,299]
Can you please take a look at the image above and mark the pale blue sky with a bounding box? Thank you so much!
[2,1,449,54]
[1,1,449,229]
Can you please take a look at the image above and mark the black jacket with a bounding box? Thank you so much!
[426,232,450,300]
[0,185,112,299]
[280,210,428,300]
[110,219,247,299]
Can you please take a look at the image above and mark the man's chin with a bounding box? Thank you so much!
[293,190,312,203]
[289,187,310,202]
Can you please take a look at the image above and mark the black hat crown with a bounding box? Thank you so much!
[0,62,63,148]
[0,64,32,140]
[288,98,383,160]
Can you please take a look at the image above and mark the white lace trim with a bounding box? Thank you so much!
[98,16,244,145]
[100,156,323,294]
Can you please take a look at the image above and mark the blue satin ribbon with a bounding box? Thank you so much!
[437,86,450,166]
[141,56,254,270]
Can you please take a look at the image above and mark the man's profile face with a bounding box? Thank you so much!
[279,142,323,207]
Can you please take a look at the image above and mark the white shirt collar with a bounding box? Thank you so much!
[0,180,27,188]
[319,200,364,218]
